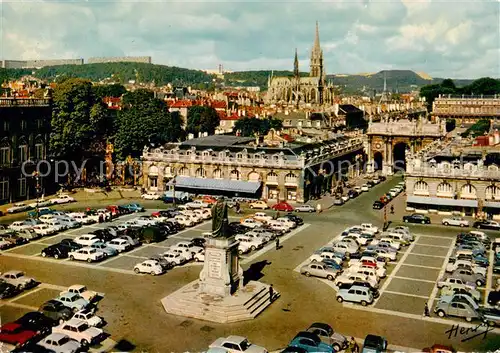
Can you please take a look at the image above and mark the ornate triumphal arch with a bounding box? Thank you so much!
[365,115,447,175]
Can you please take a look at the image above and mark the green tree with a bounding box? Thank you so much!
[186,106,220,135]
[92,84,126,99]
[233,116,283,137]
[50,78,107,161]
[114,89,183,160]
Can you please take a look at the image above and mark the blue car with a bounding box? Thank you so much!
[124,203,145,212]
[289,332,334,353]
[322,259,343,271]
[90,242,118,257]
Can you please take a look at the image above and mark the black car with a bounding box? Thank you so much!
[58,239,82,251]
[284,214,304,226]
[473,220,500,231]
[41,244,69,259]
[39,300,73,325]
[362,334,388,352]
[228,222,247,235]
[347,190,359,199]
[488,290,500,306]
[403,213,431,224]
[494,260,500,274]
[0,280,21,299]
[91,229,114,242]
[15,312,53,337]
[190,237,206,247]
[372,201,384,210]
[11,344,56,353]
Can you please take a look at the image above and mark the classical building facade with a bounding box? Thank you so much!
[365,116,447,175]
[405,148,500,218]
[265,22,335,106]
[0,97,55,204]
[432,95,500,123]
[141,133,364,203]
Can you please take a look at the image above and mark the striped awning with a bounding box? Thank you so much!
[407,196,478,207]
[168,176,261,194]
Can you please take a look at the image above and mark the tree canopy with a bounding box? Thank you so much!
[114,89,183,160]
[186,106,220,136]
[50,78,109,161]
[420,77,500,110]
[92,84,127,99]
[233,116,283,137]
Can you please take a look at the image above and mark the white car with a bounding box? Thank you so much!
[446,260,487,276]
[243,230,272,243]
[0,239,11,249]
[336,238,359,249]
[347,265,382,281]
[133,216,158,226]
[117,235,140,247]
[238,236,264,254]
[442,217,470,227]
[74,234,101,247]
[68,213,93,225]
[68,247,106,262]
[43,219,67,232]
[241,218,263,229]
[55,216,81,229]
[253,212,273,223]
[1,270,37,289]
[334,272,378,289]
[51,194,76,204]
[60,285,98,302]
[275,217,296,229]
[332,242,359,255]
[134,260,165,275]
[39,333,82,353]
[174,215,194,227]
[251,228,276,240]
[53,318,103,346]
[267,223,288,233]
[353,186,362,193]
[171,241,204,257]
[370,238,401,250]
[162,251,187,265]
[39,214,59,223]
[294,204,315,213]
[373,249,397,262]
[209,336,267,353]
[341,233,370,246]
[361,184,369,192]
[141,192,161,200]
[106,238,132,253]
[28,199,52,209]
[171,247,193,260]
[185,200,210,209]
[194,252,205,262]
[192,208,211,219]
[360,223,379,234]
[7,203,31,213]
[73,309,103,327]
[179,211,203,224]
[32,224,57,236]
[309,252,343,265]
[8,221,32,232]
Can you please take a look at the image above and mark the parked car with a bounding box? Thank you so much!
[39,333,82,353]
[185,200,210,209]
[55,292,90,313]
[134,260,165,275]
[7,203,31,214]
[272,202,294,212]
[473,220,500,231]
[123,203,145,213]
[141,192,161,200]
[209,336,267,353]
[481,307,500,327]
[361,335,387,353]
[52,318,103,346]
[442,217,470,227]
[305,322,347,352]
[372,201,385,210]
[434,300,482,322]
[0,280,21,299]
[68,248,106,262]
[1,271,38,290]
[14,312,53,338]
[60,285,98,302]
[295,204,315,213]
[51,194,75,204]
[41,244,70,259]
[248,200,269,210]
[73,309,103,328]
[39,300,73,325]
[300,262,339,281]
[288,331,334,353]
[336,286,374,306]
[403,214,431,224]
[0,322,38,347]
[58,239,82,251]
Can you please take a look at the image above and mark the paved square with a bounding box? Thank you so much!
[416,237,453,247]
[384,278,435,297]
[374,293,428,316]
[6,243,46,256]
[397,265,440,281]
[404,254,445,268]
[126,246,166,258]
[12,288,61,307]
[411,245,449,257]
[96,255,139,270]
[0,305,30,323]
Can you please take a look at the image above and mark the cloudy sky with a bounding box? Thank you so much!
[1,0,499,79]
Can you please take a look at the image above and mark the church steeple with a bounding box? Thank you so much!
[310,21,324,79]
[293,48,299,78]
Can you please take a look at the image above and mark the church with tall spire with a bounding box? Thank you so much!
[266,22,334,106]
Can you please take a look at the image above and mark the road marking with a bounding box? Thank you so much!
[409,252,446,258]
[374,235,421,304]
[39,283,68,291]
[342,303,500,334]
[241,224,310,265]
[414,233,455,240]
[401,263,441,270]
[392,276,437,284]
[147,244,171,249]
[414,243,450,249]
[427,238,456,311]
[122,254,148,260]
[383,290,429,299]
[8,287,43,302]
[0,301,39,311]
[1,252,138,275]
[485,246,495,306]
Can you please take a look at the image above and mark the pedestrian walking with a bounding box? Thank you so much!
[423,302,430,317]
[98,214,103,223]
[269,284,274,303]
[390,205,394,214]
[350,337,359,353]
[275,237,280,250]
[316,203,322,213]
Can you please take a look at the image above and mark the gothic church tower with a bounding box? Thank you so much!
[310,21,325,104]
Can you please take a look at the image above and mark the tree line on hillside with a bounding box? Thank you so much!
[50,78,221,164]
[420,77,500,110]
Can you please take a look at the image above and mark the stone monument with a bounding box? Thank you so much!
[161,200,276,323]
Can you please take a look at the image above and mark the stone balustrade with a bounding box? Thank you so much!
[407,166,500,180]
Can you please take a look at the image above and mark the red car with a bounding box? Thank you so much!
[361,260,378,268]
[271,202,294,212]
[0,322,38,347]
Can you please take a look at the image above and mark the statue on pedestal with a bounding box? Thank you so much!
[210,200,229,238]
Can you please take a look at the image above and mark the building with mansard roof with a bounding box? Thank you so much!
[265,22,335,106]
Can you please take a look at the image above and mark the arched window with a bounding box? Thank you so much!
[148,165,159,176]
[230,169,240,180]
[18,137,28,163]
[248,171,260,182]
[267,171,278,183]
[0,140,11,165]
[285,172,297,185]
[0,176,8,200]
[485,185,500,200]
[178,167,189,177]
[413,181,429,196]
[164,166,174,178]
[437,182,453,197]
[34,137,44,160]
[460,184,477,199]
[195,167,206,178]
[213,169,223,179]
[236,153,243,159]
